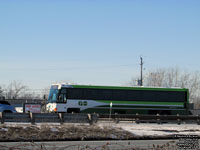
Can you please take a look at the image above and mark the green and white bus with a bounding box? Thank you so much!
[46,83,190,115]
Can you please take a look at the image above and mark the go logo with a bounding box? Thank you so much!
[78,101,88,106]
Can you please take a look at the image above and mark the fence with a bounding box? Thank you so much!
[0,113,98,125]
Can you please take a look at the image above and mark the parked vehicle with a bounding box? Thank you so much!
[0,101,17,113]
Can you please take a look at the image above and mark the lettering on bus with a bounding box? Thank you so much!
[78,101,88,106]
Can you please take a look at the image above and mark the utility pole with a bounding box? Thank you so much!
[140,56,144,86]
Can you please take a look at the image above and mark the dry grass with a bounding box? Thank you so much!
[0,124,135,142]
[0,124,191,150]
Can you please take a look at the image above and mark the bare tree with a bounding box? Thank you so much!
[145,69,165,87]
[20,90,41,99]
[5,81,28,99]
[163,68,179,87]
[13,81,27,99]
[0,86,4,97]
[129,68,200,109]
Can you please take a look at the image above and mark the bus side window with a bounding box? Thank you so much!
[59,88,67,103]
[58,94,67,103]
[63,94,67,103]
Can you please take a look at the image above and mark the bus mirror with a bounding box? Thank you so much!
[43,95,47,100]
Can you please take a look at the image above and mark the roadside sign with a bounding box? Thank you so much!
[24,103,41,113]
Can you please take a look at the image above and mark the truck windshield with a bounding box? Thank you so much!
[48,85,59,103]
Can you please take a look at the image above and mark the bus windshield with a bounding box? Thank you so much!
[48,85,59,103]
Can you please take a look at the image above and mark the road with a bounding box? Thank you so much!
[0,140,180,150]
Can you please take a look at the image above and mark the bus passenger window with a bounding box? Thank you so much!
[58,94,67,103]
[63,94,67,103]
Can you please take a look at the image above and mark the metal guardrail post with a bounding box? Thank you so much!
[156,114,161,124]
[114,114,119,124]
[176,114,181,125]
[0,112,4,124]
[59,113,63,125]
[136,113,140,124]
[87,114,93,125]
[88,114,99,125]
[29,112,35,125]
[197,114,200,125]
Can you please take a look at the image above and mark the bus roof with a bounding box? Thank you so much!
[52,83,188,92]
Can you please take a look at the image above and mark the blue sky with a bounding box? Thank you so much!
[0,0,200,89]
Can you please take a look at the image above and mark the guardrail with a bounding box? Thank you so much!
[0,113,98,125]
[99,114,200,125]
[0,113,200,125]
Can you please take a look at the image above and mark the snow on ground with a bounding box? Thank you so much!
[98,122,200,137]
[114,123,200,137]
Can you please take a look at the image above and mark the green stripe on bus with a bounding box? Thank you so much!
[95,105,183,109]
[95,100,184,106]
